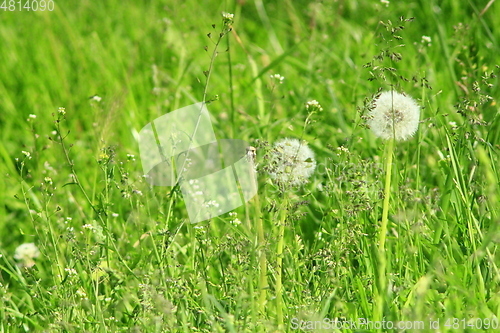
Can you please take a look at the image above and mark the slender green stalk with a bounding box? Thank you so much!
[227,34,236,137]
[175,17,232,184]
[276,198,288,330]
[375,137,394,324]
[245,152,267,318]
[379,138,394,251]
[257,211,267,314]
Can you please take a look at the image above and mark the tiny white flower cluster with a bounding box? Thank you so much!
[305,100,323,112]
[181,157,193,173]
[229,212,241,225]
[421,35,432,45]
[58,107,66,115]
[203,200,220,208]
[222,12,234,27]
[21,151,32,159]
[449,121,458,130]
[188,179,204,196]
[91,95,102,102]
[336,146,350,155]
[222,12,234,21]
[270,74,285,84]
[65,267,77,275]
[27,114,37,121]
[76,289,88,299]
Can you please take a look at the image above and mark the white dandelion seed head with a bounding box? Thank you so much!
[14,243,40,268]
[267,138,316,187]
[368,91,420,141]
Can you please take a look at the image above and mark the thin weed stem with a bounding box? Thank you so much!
[375,137,393,323]
[379,138,394,251]
[275,197,288,331]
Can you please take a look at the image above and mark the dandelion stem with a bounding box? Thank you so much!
[256,195,268,314]
[276,198,288,330]
[375,137,394,323]
[379,137,393,251]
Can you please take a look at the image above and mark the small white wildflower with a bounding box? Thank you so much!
[336,146,350,155]
[204,200,219,208]
[380,0,390,6]
[367,91,420,141]
[65,267,77,275]
[230,217,241,226]
[58,107,66,115]
[267,138,316,187]
[421,35,432,45]
[82,224,94,230]
[222,12,234,21]
[14,243,40,268]
[27,114,37,121]
[21,151,32,159]
[111,213,119,218]
[76,289,87,298]
[91,95,102,102]
[132,189,143,196]
[126,154,136,161]
[270,74,285,84]
[222,12,234,27]
[305,100,323,112]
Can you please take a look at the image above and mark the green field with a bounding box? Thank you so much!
[1,0,500,332]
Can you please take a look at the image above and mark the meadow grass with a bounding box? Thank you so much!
[1,0,500,332]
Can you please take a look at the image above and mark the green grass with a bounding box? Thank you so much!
[1,0,500,332]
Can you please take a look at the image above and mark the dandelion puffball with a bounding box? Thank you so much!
[267,138,316,187]
[14,243,40,268]
[368,91,420,141]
